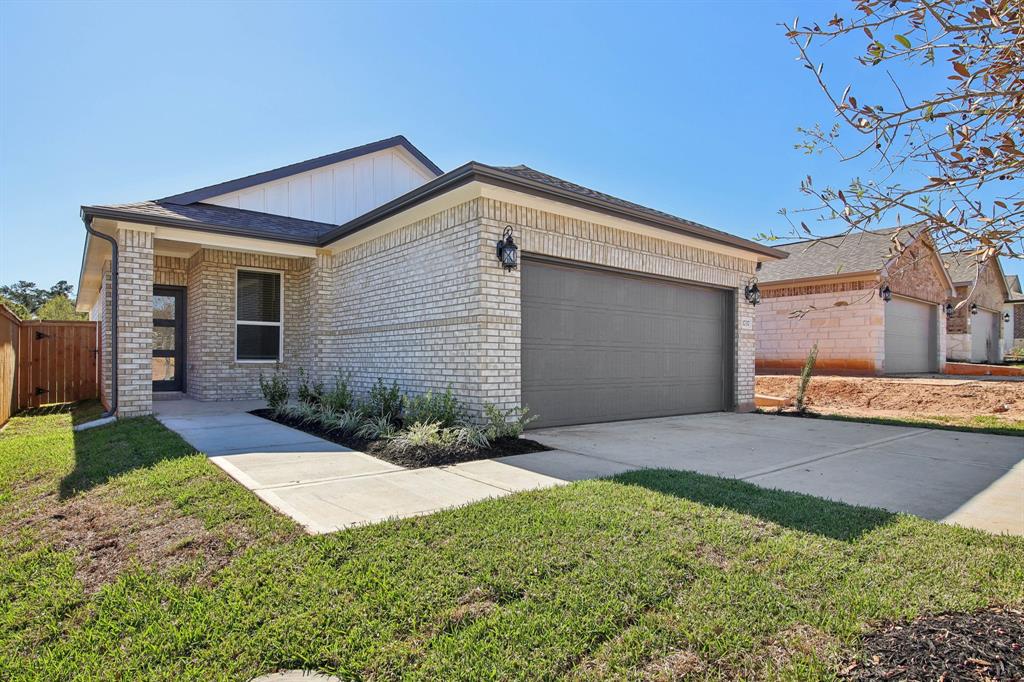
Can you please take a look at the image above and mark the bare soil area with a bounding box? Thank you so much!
[756,375,1024,421]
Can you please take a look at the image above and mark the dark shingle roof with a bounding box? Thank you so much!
[759,227,915,284]
[83,201,335,245]
[493,164,746,247]
[941,252,982,284]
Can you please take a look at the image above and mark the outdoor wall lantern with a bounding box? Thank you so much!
[879,284,892,302]
[970,303,979,315]
[1004,312,1011,323]
[496,226,518,271]
[744,280,761,306]
[945,302,954,317]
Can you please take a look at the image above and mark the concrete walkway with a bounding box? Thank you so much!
[155,400,1023,536]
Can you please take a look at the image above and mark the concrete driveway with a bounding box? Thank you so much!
[156,400,1022,535]
[531,413,1024,534]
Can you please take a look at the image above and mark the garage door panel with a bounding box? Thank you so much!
[971,310,998,363]
[522,260,730,428]
[884,296,936,374]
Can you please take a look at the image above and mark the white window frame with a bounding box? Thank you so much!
[234,267,284,363]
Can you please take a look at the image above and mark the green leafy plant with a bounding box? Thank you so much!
[294,401,321,425]
[258,365,290,410]
[450,425,490,449]
[796,343,819,413]
[404,386,466,428]
[357,414,398,440]
[391,421,444,448]
[367,378,403,422]
[321,371,354,413]
[296,368,324,406]
[483,403,538,440]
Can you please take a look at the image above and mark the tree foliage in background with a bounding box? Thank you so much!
[0,280,81,320]
[782,0,1022,263]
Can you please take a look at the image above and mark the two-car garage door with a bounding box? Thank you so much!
[522,259,732,428]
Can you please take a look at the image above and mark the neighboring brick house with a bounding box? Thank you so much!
[75,136,785,427]
[941,252,1011,363]
[755,228,956,376]
[1006,275,1024,354]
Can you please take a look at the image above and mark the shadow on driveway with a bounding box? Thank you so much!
[615,468,896,541]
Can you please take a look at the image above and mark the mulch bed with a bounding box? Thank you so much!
[250,409,549,468]
[839,606,1024,680]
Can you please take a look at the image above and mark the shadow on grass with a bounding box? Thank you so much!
[61,413,198,499]
[616,468,896,542]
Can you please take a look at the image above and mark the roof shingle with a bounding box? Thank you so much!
[758,228,915,284]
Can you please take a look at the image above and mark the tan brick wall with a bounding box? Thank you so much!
[887,238,949,304]
[90,263,113,411]
[155,255,188,286]
[185,248,312,401]
[756,288,885,375]
[116,227,154,417]
[946,260,1005,358]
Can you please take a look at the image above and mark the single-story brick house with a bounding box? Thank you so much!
[76,136,785,428]
[941,252,1011,363]
[755,227,956,375]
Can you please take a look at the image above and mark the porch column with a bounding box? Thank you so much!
[734,286,756,412]
[116,226,154,417]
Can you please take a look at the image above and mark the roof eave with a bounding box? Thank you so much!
[320,162,786,259]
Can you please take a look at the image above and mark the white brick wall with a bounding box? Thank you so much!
[116,227,154,417]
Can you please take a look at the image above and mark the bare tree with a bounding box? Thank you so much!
[778,0,1022,264]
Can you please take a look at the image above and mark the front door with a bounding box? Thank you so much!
[153,286,186,392]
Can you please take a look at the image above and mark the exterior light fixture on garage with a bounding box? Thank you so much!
[496,226,519,271]
[744,279,761,306]
[878,284,892,302]
[945,302,954,317]
[970,303,979,315]
[1004,312,1011,323]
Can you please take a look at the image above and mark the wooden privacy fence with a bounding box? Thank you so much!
[0,308,99,427]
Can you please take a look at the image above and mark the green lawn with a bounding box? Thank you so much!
[2,404,1022,681]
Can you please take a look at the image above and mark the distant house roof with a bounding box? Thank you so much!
[1008,274,1021,294]
[159,135,443,205]
[758,227,917,284]
[940,251,985,285]
[82,200,335,245]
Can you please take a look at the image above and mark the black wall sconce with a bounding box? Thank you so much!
[944,302,954,318]
[744,280,761,306]
[878,284,892,302]
[970,303,978,315]
[1004,312,1011,323]
[496,226,518,271]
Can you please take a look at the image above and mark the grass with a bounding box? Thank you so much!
[761,409,1024,437]
[1,403,1023,680]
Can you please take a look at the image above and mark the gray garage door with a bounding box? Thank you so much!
[522,259,731,428]
[884,296,937,374]
[971,309,999,363]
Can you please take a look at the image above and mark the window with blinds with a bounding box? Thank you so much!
[236,270,282,361]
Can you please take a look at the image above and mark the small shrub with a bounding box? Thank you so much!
[273,403,299,420]
[449,425,490,449]
[330,410,363,436]
[367,378,403,422]
[483,403,538,440]
[259,365,290,410]
[357,414,398,440]
[294,401,321,425]
[322,371,354,413]
[404,386,466,428]
[391,421,444,448]
[297,368,325,406]
[796,343,819,413]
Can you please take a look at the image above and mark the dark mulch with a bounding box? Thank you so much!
[250,409,549,468]
[840,606,1024,680]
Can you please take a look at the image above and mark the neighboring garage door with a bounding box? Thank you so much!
[971,309,999,363]
[521,259,731,428]
[884,296,936,374]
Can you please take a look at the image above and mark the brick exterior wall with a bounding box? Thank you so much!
[1015,303,1024,339]
[155,255,188,287]
[90,264,113,411]
[116,227,154,417]
[185,249,312,401]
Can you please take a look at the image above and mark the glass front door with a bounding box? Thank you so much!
[153,286,185,392]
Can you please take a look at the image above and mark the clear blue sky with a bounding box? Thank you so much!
[2,0,1021,288]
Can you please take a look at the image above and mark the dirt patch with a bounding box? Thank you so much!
[756,375,1024,420]
[251,409,549,468]
[10,488,263,593]
[642,649,706,680]
[449,587,498,626]
[839,606,1024,680]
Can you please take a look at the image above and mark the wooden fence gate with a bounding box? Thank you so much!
[15,320,99,411]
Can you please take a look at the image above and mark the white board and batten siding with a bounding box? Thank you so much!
[205,148,436,224]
